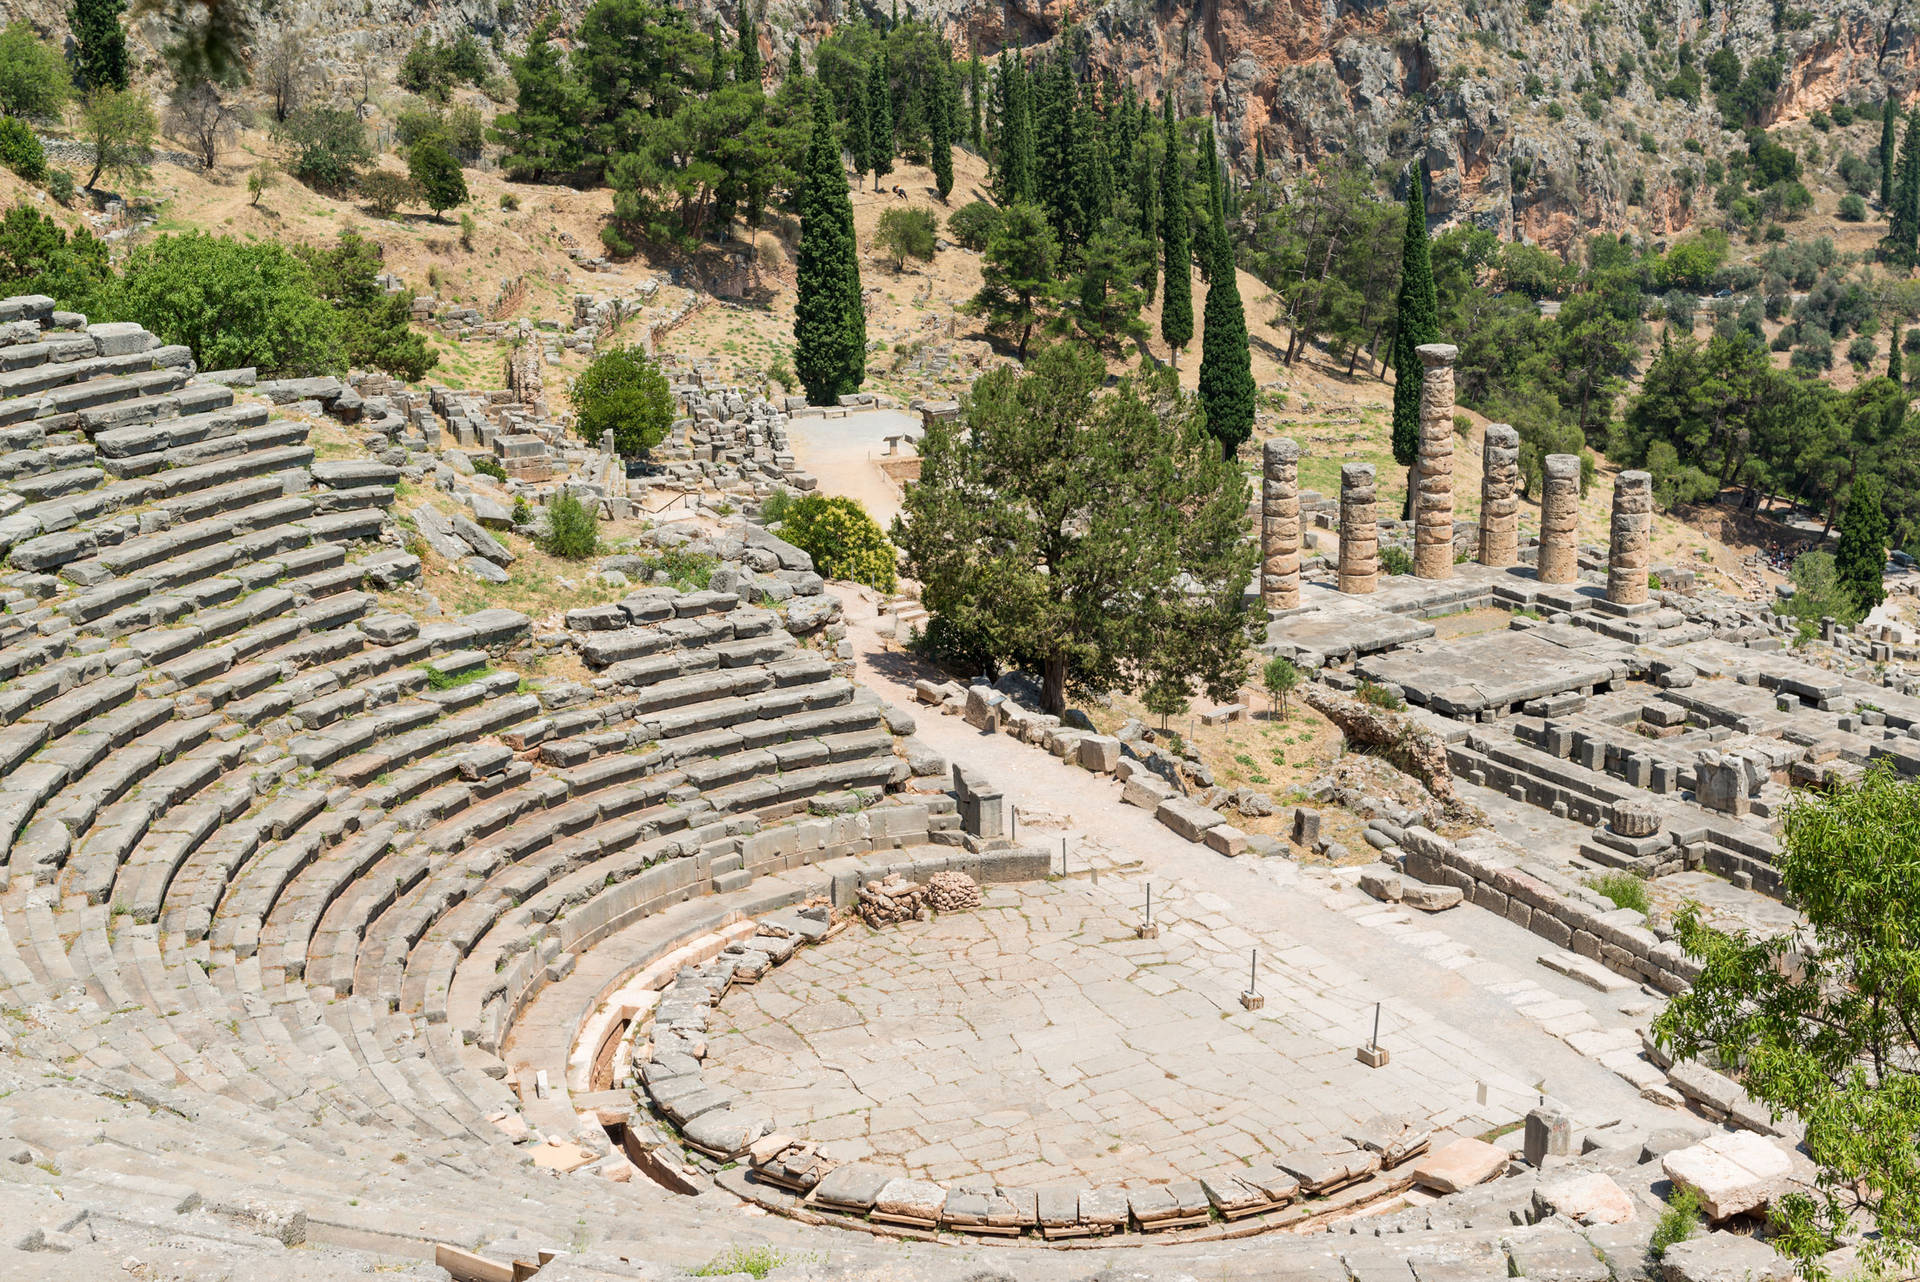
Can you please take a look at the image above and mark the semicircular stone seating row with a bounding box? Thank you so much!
[0,295,974,1273]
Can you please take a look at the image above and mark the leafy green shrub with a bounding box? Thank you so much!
[1838,193,1867,221]
[116,233,344,376]
[294,231,439,382]
[44,169,72,205]
[0,21,70,119]
[1379,545,1414,576]
[0,203,111,313]
[1586,870,1650,914]
[873,206,937,271]
[0,116,44,182]
[1649,1184,1702,1258]
[278,106,372,193]
[777,494,896,591]
[471,454,507,481]
[758,487,795,524]
[572,346,674,459]
[1356,680,1405,712]
[510,495,531,525]
[357,169,415,219]
[946,199,1001,251]
[540,491,599,560]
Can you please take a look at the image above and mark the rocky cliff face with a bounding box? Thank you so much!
[24,0,1915,246]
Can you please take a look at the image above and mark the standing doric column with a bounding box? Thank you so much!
[1261,438,1301,610]
[1479,423,1519,568]
[1338,463,1378,595]
[1537,453,1582,584]
[1414,343,1457,579]
[1607,470,1654,606]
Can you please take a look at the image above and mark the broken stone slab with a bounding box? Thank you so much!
[464,555,511,583]
[872,1177,947,1223]
[810,1163,891,1212]
[1532,1171,1634,1225]
[1343,1114,1433,1168]
[1121,772,1175,810]
[1411,1138,1510,1194]
[1076,1186,1129,1230]
[1359,868,1403,902]
[1155,796,1227,842]
[1402,881,1463,911]
[680,1107,773,1158]
[1274,1147,1379,1194]
[1661,1131,1791,1220]
[1659,1233,1792,1282]
[453,514,515,565]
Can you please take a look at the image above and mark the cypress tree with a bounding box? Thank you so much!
[787,41,804,83]
[1198,117,1225,282]
[794,88,865,405]
[736,2,761,85]
[1159,97,1193,362]
[995,51,1035,206]
[968,51,984,148]
[1892,110,1920,266]
[1133,105,1158,305]
[69,0,129,91]
[848,68,872,186]
[1883,95,1899,208]
[1835,473,1890,616]
[1391,166,1438,470]
[1254,137,1266,180]
[1197,154,1254,461]
[1035,56,1076,245]
[1892,326,1905,385]
[930,55,954,201]
[868,53,893,188]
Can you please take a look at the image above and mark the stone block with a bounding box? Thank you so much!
[1402,881,1462,911]
[1410,1138,1509,1194]
[1076,734,1121,773]
[1122,772,1175,809]
[1155,796,1227,842]
[1523,1105,1572,1165]
[1533,1172,1633,1226]
[1203,823,1247,856]
[1661,1131,1792,1220]
[1659,1234,1792,1282]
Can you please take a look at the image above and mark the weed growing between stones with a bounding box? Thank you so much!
[1586,871,1651,915]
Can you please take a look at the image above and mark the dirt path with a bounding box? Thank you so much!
[785,408,921,525]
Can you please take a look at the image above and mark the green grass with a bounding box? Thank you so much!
[691,1245,788,1278]
[1649,1183,1702,1259]
[1356,680,1405,712]
[1585,870,1650,914]
[420,661,492,692]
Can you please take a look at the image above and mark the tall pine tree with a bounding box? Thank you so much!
[736,2,761,85]
[1390,166,1438,471]
[1883,95,1900,208]
[867,52,894,188]
[1892,325,1905,386]
[929,53,954,201]
[1835,474,1890,616]
[494,16,584,182]
[69,0,129,91]
[794,87,865,405]
[1132,93,1159,305]
[1197,149,1254,461]
[1159,96,1193,363]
